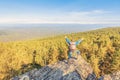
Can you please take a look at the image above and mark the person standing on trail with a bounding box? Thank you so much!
[65,36,84,59]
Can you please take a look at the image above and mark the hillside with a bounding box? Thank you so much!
[0,27,120,80]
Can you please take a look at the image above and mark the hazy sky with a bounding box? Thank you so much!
[0,0,120,24]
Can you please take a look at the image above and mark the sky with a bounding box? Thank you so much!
[0,0,120,24]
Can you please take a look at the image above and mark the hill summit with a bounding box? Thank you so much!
[12,55,120,80]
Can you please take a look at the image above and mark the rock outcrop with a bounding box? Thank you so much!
[104,71,120,80]
[12,55,94,80]
[12,55,120,80]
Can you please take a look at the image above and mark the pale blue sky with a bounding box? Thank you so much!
[0,0,120,24]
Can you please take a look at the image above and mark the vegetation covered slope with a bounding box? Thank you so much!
[0,27,120,79]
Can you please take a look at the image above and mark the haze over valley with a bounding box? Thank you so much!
[0,24,119,42]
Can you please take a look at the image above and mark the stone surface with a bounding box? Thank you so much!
[12,55,120,80]
[104,71,120,80]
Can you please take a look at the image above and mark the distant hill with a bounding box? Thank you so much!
[0,27,120,80]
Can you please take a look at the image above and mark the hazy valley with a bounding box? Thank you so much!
[0,24,118,42]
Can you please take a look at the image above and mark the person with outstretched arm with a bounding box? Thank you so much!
[65,36,84,59]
